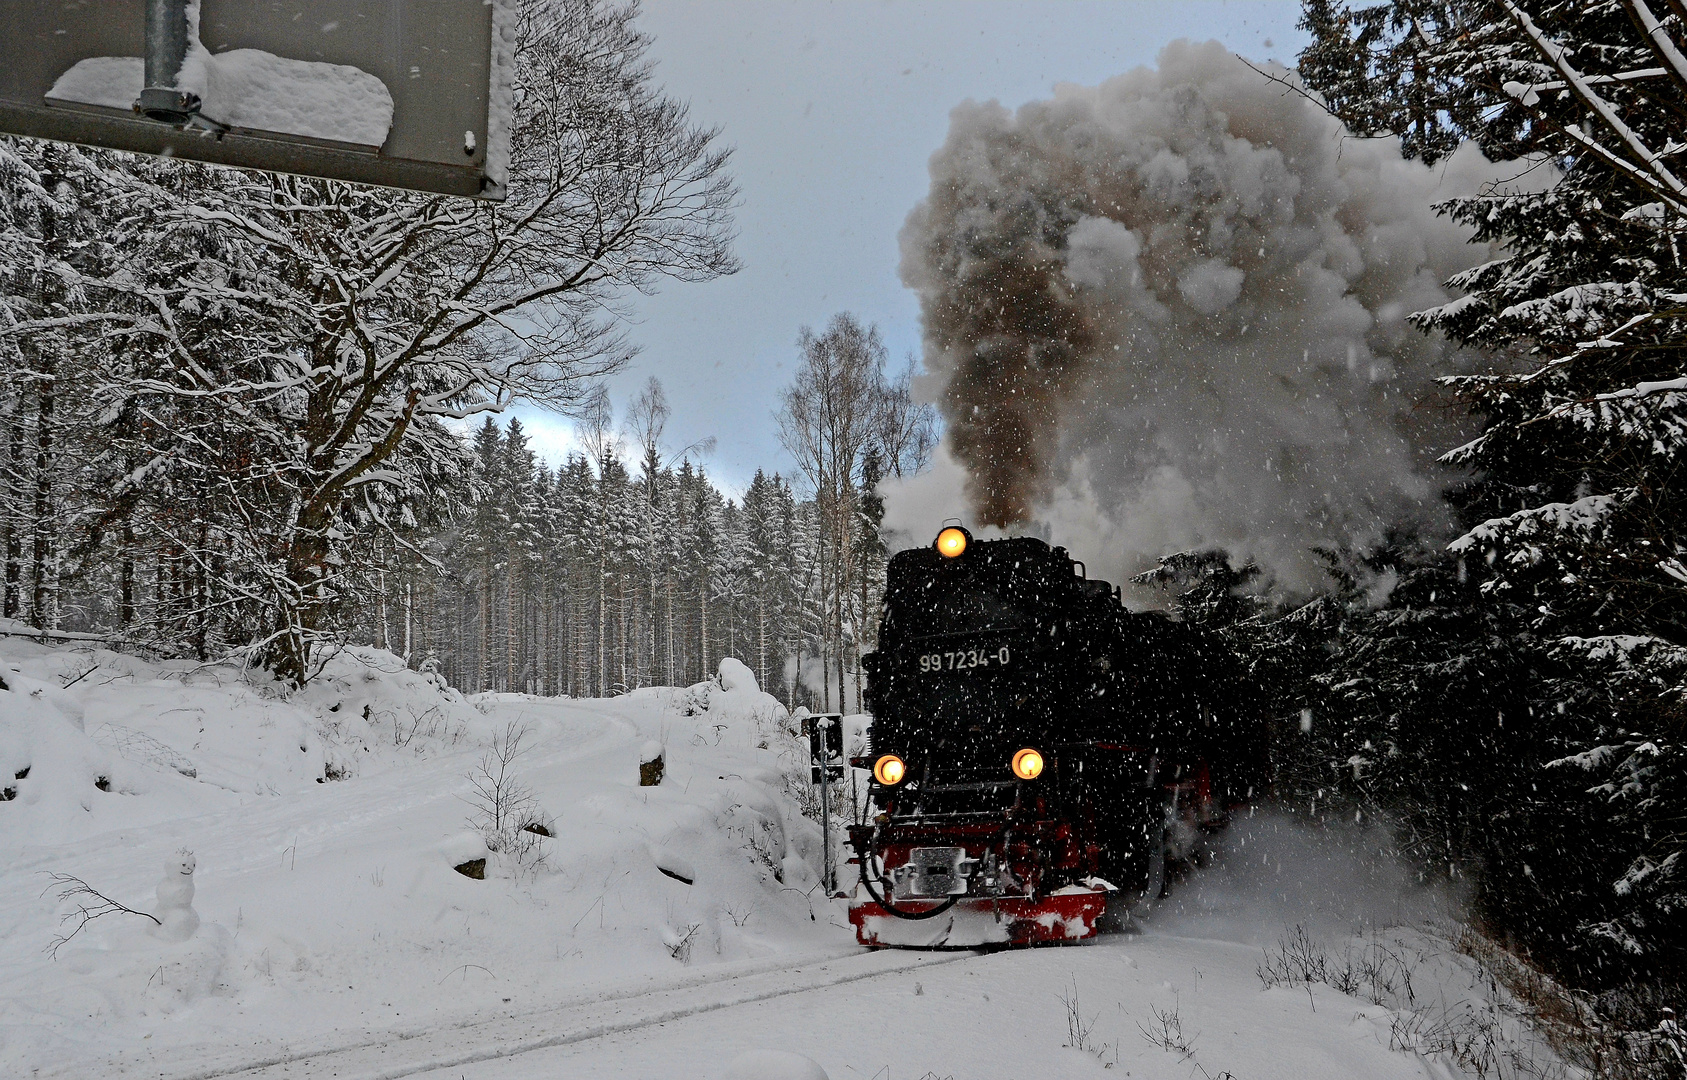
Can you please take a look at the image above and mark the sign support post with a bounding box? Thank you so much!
[804,712,844,896]
[820,721,832,894]
[138,0,197,123]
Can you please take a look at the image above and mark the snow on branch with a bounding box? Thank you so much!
[1497,281,1653,337]
[1501,0,1687,209]
[1625,0,1687,92]
[1503,65,1669,99]
[1449,493,1620,555]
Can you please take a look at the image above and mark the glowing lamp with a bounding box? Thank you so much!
[873,754,907,786]
[936,526,970,558]
[1011,747,1044,781]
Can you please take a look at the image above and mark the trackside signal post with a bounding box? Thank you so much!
[804,713,844,894]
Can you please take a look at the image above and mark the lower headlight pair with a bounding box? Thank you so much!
[871,748,1043,785]
[1011,747,1044,780]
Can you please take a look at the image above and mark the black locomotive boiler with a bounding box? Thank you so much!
[846,526,1259,948]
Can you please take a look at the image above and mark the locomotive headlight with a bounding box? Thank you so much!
[935,526,970,558]
[1011,747,1044,781]
[873,754,907,786]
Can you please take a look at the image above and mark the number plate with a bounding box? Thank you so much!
[916,645,1011,674]
[890,846,974,899]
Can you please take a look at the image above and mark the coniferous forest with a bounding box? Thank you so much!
[1248,0,1687,1023]
[0,258,931,710]
[0,2,933,712]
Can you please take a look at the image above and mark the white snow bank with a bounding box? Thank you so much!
[48,51,393,147]
[720,1050,829,1080]
[0,637,840,1078]
[0,669,146,846]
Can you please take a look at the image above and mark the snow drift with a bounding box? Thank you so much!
[0,641,835,1076]
[887,40,1523,591]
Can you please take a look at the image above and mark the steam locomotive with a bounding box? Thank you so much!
[846,526,1259,948]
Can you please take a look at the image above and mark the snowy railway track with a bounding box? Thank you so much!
[63,947,979,1080]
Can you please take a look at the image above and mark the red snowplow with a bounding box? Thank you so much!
[845,810,1115,949]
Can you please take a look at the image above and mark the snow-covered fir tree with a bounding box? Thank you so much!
[1295,0,1686,995]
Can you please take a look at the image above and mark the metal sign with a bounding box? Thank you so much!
[0,1,509,199]
[803,712,844,785]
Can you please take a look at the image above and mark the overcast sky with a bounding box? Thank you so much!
[507,1,1312,493]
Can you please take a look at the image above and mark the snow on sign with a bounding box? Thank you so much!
[0,0,513,200]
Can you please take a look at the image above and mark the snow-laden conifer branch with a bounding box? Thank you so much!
[1502,0,1687,209]
[1624,0,1687,91]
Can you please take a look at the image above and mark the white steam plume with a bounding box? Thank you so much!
[885,40,1528,592]
[1152,811,1463,944]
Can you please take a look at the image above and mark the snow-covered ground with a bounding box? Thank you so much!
[0,636,1575,1080]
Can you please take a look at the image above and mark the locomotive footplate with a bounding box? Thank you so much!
[848,887,1108,949]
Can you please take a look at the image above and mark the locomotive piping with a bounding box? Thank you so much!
[855,828,963,921]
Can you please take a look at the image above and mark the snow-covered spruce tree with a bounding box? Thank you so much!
[1296,0,1489,165]
[0,140,124,634]
[3,0,736,685]
[1300,0,1686,988]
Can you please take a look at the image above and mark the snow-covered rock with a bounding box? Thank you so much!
[0,669,140,845]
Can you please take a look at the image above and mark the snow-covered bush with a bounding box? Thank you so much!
[461,722,551,877]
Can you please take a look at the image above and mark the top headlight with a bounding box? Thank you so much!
[935,527,969,558]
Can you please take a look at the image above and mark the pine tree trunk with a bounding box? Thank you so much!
[479,547,491,692]
[597,548,607,697]
[2,409,21,620]
[193,519,209,660]
[857,542,869,715]
[119,521,135,629]
[506,539,517,691]
[376,564,388,652]
[540,565,551,694]
[757,591,767,697]
[30,351,56,630]
[818,493,830,711]
[835,494,848,713]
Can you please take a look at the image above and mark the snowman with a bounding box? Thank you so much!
[150,849,201,942]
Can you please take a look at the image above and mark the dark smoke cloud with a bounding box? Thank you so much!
[890,41,1524,591]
